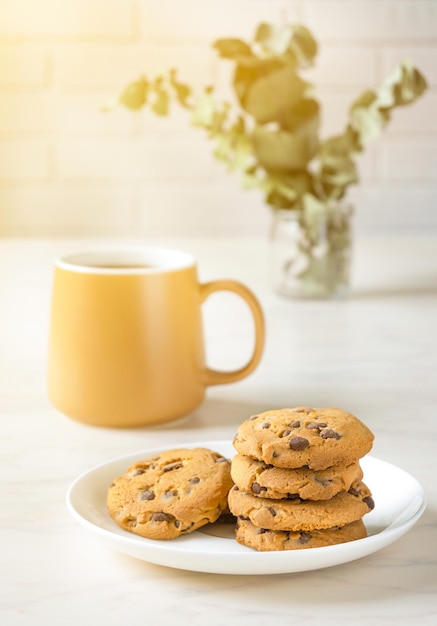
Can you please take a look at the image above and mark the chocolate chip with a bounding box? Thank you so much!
[289,436,310,451]
[162,461,183,472]
[174,519,181,528]
[272,451,280,458]
[320,428,341,440]
[249,414,260,420]
[132,468,146,476]
[306,422,327,430]
[151,512,172,522]
[298,532,311,544]
[238,515,250,521]
[348,487,360,496]
[288,420,301,428]
[251,482,267,494]
[286,493,300,500]
[189,476,200,484]
[261,422,271,429]
[139,489,155,501]
[257,528,268,534]
[363,496,375,510]
[268,507,277,517]
[315,477,332,487]
[165,490,177,498]
[279,428,292,438]
[215,456,228,463]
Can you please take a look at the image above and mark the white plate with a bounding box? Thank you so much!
[66,440,426,575]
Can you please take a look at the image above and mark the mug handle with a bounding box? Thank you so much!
[199,280,265,386]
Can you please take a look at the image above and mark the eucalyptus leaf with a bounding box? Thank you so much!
[302,193,327,242]
[347,90,390,146]
[253,127,313,171]
[119,77,149,110]
[378,59,428,108]
[283,98,320,160]
[289,25,318,68]
[284,98,319,132]
[209,102,231,135]
[191,89,217,128]
[243,64,307,123]
[232,59,282,107]
[261,171,314,209]
[254,23,293,56]
[319,159,358,189]
[266,189,297,209]
[169,68,191,107]
[214,118,254,172]
[319,128,361,161]
[213,38,254,61]
[151,80,169,116]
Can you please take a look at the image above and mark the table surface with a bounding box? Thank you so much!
[1,235,436,626]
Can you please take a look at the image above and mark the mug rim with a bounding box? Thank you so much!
[55,246,196,275]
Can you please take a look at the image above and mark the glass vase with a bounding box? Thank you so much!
[269,202,353,299]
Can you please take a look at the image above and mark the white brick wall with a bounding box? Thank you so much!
[0,0,436,237]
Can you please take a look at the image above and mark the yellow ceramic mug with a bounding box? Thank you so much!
[47,247,265,427]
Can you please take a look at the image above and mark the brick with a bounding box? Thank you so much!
[378,140,437,181]
[0,93,57,132]
[0,141,49,180]
[0,45,48,86]
[350,185,437,232]
[307,45,377,88]
[139,0,297,41]
[0,186,133,236]
[381,47,437,88]
[59,93,133,133]
[0,92,134,134]
[57,133,215,180]
[0,0,132,38]
[55,43,214,89]
[303,1,437,41]
[136,183,269,237]
[384,93,437,134]
[317,89,362,137]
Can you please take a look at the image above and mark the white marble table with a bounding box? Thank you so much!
[1,236,436,625]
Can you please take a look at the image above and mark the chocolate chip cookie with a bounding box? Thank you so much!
[236,518,367,551]
[233,407,374,470]
[107,447,233,540]
[231,454,363,500]
[228,481,374,531]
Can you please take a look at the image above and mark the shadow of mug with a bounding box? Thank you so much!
[47,246,265,427]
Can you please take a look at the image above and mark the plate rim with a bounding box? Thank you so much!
[66,440,427,575]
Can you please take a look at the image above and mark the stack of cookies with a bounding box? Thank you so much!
[228,407,375,551]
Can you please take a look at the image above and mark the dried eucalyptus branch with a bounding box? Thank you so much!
[115,22,427,215]
[111,22,428,297]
